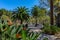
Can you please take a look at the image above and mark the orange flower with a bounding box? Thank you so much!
[16,34,21,38]
[23,27,26,30]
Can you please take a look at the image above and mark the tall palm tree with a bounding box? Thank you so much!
[31,5,40,26]
[14,7,29,24]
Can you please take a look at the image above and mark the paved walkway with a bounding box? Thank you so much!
[28,24,43,32]
[28,24,58,40]
[37,34,57,40]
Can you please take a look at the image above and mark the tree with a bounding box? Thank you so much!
[38,8,47,24]
[0,9,12,18]
[14,7,29,24]
[0,9,8,15]
[31,5,40,26]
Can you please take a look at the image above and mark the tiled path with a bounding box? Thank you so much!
[37,34,57,40]
[28,24,58,40]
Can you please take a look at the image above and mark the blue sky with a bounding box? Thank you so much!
[0,0,39,10]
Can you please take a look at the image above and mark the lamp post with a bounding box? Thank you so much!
[50,0,54,25]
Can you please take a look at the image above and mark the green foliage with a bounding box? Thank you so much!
[31,5,40,17]
[0,20,40,40]
[43,23,60,35]
[43,37,48,40]
[27,32,40,40]
[13,7,29,23]
[0,9,12,18]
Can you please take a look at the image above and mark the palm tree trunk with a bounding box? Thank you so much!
[50,0,54,25]
[21,19,23,24]
[35,17,38,27]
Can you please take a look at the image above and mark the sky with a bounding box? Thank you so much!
[0,0,39,10]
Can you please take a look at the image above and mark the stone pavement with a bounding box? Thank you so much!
[37,34,57,40]
[28,24,58,40]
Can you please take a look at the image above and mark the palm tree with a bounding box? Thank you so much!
[38,8,47,24]
[31,5,40,26]
[14,7,29,24]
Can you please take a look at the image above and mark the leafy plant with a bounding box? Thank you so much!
[42,23,60,35]
[0,20,40,40]
[43,37,48,40]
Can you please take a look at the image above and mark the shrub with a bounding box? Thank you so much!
[42,23,60,35]
[0,20,40,40]
[43,37,48,40]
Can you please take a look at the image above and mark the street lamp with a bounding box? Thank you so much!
[50,0,54,25]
